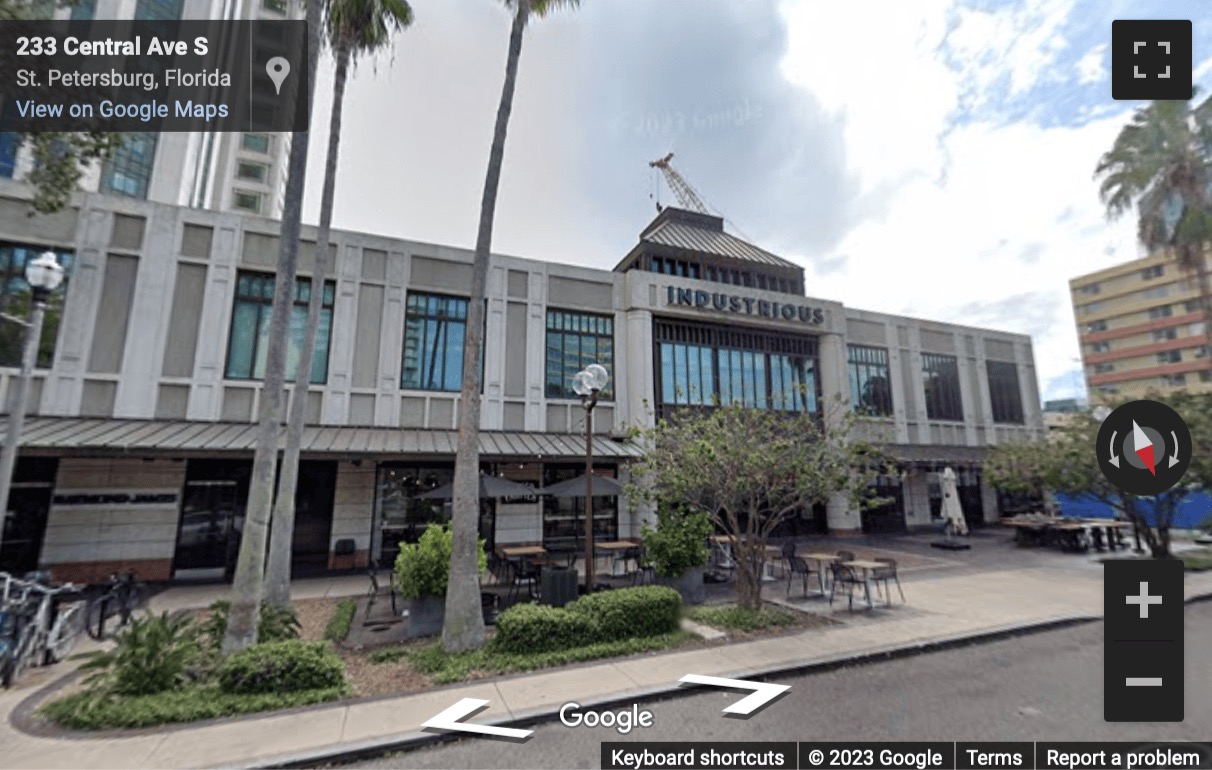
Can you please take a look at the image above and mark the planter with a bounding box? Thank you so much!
[405,596,445,639]
[657,565,706,605]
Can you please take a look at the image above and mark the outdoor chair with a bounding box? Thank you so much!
[632,545,656,585]
[871,557,904,605]
[480,591,499,625]
[709,541,736,582]
[618,546,642,578]
[506,557,540,603]
[483,551,510,587]
[786,556,816,597]
[828,561,865,611]
[366,559,398,615]
[780,541,797,579]
[836,550,856,563]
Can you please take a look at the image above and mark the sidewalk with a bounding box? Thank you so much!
[3,566,1211,770]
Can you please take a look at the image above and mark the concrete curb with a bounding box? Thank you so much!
[246,614,1100,770]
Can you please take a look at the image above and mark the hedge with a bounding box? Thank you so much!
[493,586,681,654]
[493,603,597,653]
[217,640,346,695]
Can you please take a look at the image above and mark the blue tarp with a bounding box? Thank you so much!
[1054,492,1212,529]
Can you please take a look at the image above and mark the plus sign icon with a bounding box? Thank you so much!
[1111,20,1193,100]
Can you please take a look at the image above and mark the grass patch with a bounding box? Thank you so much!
[324,599,358,643]
[379,631,694,684]
[685,605,799,632]
[40,682,350,730]
[1180,549,1212,571]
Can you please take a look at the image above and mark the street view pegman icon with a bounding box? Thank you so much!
[1111,19,1193,100]
[267,56,291,95]
[1095,399,1191,496]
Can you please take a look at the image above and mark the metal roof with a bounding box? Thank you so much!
[1,418,644,459]
[642,218,799,269]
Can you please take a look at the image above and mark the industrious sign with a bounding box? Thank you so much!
[665,286,825,324]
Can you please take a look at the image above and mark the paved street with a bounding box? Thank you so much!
[358,602,1212,770]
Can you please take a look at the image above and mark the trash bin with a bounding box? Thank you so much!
[541,567,578,607]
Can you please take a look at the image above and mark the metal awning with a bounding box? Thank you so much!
[0,417,644,460]
[887,444,989,465]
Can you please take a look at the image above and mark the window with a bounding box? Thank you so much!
[1163,374,1187,386]
[1157,351,1182,364]
[225,271,334,384]
[0,244,73,369]
[1076,283,1100,295]
[1141,286,1169,300]
[654,320,818,416]
[1187,300,1203,314]
[922,353,963,421]
[0,131,19,179]
[69,0,97,19]
[1091,341,1111,353]
[1081,301,1104,314]
[1142,265,1165,279]
[545,310,613,399]
[1095,363,1115,374]
[135,0,183,19]
[402,293,468,391]
[232,190,262,213]
[1087,320,1108,332]
[847,345,893,416]
[242,133,271,154]
[261,0,288,11]
[1201,371,1212,383]
[1099,386,1119,396]
[985,361,1024,424]
[1148,305,1174,319]
[236,162,268,183]
[100,133,157,198]
[1153,328,1177,342]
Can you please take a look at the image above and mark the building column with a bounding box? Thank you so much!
[820,332,861,533]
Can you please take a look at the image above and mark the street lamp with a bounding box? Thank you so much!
[0,251,64,551]
[573,363,609,593]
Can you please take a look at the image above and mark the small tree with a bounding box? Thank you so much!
[984,392,1212,558]
[628,404,886,610]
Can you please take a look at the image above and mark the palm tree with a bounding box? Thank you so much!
[222,0,324,654]
[443,0,580,654]
[264,0,414,611]
[1095,93,1212,384]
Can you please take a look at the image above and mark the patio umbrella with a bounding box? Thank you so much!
[939,466,969,536]
[417,473,537,500]
[534,474,626,498]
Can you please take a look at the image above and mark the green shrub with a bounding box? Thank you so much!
[217,640,346,695]
[80,612,200,696]
[325,599,357,643]
[641,504,713,578]
[492,603,598,654]
[394,524,487,599]
[685,605,798,631]
[568,586,681,641]
[198,600,300,650]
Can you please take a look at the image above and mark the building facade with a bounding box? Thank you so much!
[1071,247,1212,400]
[0,0,295,218]
[0,184,1044,583]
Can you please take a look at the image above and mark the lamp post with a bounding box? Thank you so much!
[573,363,609,593]
[0,251,64,554]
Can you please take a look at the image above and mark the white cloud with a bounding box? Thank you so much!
[775,0,1138,404]
[1076,43,1107,84]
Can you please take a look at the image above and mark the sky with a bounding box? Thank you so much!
[298,0,1212,407]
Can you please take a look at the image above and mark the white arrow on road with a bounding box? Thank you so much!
[678,674,789,716]
[420,698,533,740]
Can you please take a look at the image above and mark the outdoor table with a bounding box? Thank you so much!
[597,541,636,576]
[800,553,839,596]
[841,559,885,609]
[501,545,546,559]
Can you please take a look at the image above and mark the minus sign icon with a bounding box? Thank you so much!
[1126,678,1163,686]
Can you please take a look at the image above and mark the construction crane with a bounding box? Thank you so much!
[649,152,711,214]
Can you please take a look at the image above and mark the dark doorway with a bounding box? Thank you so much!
[173,459,251,581]
[0,457,58,575]
[958,467,986,529]
[861,474,907,534]
[767,502,828,539]
[292,461,336,576]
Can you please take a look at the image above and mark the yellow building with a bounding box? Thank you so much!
[1070,248,1212,401]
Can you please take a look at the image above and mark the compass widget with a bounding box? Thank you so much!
[1096,400,1191,496]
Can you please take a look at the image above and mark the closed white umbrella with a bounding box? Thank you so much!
[940,467,969,536]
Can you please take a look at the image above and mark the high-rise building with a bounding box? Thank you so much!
[0,0,297,218]
[1070,247,1212,400]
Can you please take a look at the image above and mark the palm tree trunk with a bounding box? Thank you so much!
[265,39,352,610]
[222,0,323,654]
[443,0,530,654]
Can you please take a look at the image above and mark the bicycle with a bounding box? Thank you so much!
[0,573,87,688]
[85,570,145,640]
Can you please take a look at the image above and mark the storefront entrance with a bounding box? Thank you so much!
[861,474,907,534]
[0,457,58,575]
